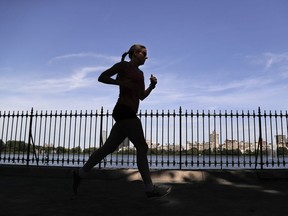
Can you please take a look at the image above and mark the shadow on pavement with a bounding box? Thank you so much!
[0,166,288,216]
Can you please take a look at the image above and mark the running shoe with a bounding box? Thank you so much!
[146,185,171,198]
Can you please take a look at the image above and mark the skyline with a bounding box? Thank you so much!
[1,0,288,112]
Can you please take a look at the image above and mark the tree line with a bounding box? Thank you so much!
[1,140,288,156]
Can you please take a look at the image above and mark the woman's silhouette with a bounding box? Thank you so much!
[73,44,171,198]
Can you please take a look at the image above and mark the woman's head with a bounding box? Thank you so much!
[121,44,147,64]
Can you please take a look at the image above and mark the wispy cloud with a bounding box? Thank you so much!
[148,78,288,111]
[0,52,121,111]
[203,77,273,93]
[247,52,288,70]
[264,52,288,69]
[0,66,107,95]
[48,52,119,65]
[145,54,288,111]
[0,66,117,111]
[2,51,288,112]
[23,66,106,93]
[1,52,120,94]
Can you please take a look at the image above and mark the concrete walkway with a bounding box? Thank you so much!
[1,165,288,216]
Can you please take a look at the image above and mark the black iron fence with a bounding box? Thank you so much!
[0,107,287,170]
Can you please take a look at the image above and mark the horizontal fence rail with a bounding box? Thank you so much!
[0,107,288,170]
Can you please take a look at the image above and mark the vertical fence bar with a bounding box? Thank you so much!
[268,111,274,167]
[264,110,270,167]
[201,110,205,167]
[0,111,5,162]
[286,111,288,166]
[236,111,240,167]
[179,107,182,170]
[62,110,68,165]
[184,109,188,168]
[4,111,9,162]
[224,110,228,167]
[7,111,14,162]
[48,111,53,164]
[190,110,194,167]
[155,110,159,167]
[207,110,211,167]
[255,107,263,169]
[82,110,88,165]
[167,110,170,167]
[32,111,39,165]
[26,108,33,166]
[51,111,57,164]
[219,110,223,169]
[57,111,62,165]
[173,109,176,167]
[231,110,235,167]
[149,110,154,166]
[213,110,216,167]
[280,110,285,166]
[161,110,165,167]
[72,110,78,165]
[105,109,111,167]
[241,110,246,167]
[196,110,199,167]
[98,107,104,169]
[275,110,280,167]
[253,110,257,168]
[13,111,19,163]
[18,111,24,163]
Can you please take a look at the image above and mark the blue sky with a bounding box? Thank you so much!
[1,0,288,112]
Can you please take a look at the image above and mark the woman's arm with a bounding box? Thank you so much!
[98,63,121,86]
[140,74,157,100]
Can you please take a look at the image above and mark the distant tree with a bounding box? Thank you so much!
[71,146,82,154]
[56,146,66,154]
[6,140,28,152]
[0,139,4,152]
[190,147,199,155]
[277,147,288,156]
[83,147,98,154]
[221,148,242,156]
[202,148,212,155]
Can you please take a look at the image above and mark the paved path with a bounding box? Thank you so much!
[1,166,288,216]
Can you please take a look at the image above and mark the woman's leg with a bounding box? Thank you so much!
[73,123,125,195]
[82,123,126,172]
[118,118,152,185]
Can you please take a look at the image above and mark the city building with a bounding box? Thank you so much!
[209,130,219,149]
[275,135,287,148]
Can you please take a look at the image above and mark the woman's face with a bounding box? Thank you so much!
[134,48,148,65]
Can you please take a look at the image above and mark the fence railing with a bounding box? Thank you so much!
[0,107,288,170]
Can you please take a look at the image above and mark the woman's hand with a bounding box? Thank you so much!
[149,74,157,89]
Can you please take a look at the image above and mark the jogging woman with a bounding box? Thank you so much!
[73,44,171,198]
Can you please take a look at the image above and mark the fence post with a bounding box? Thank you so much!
[98,107,104,169]
[179,106,182,170]
[256,107,264,169]
[26,108,33,166]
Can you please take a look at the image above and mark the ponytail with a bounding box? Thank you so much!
[121,52,129,62]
